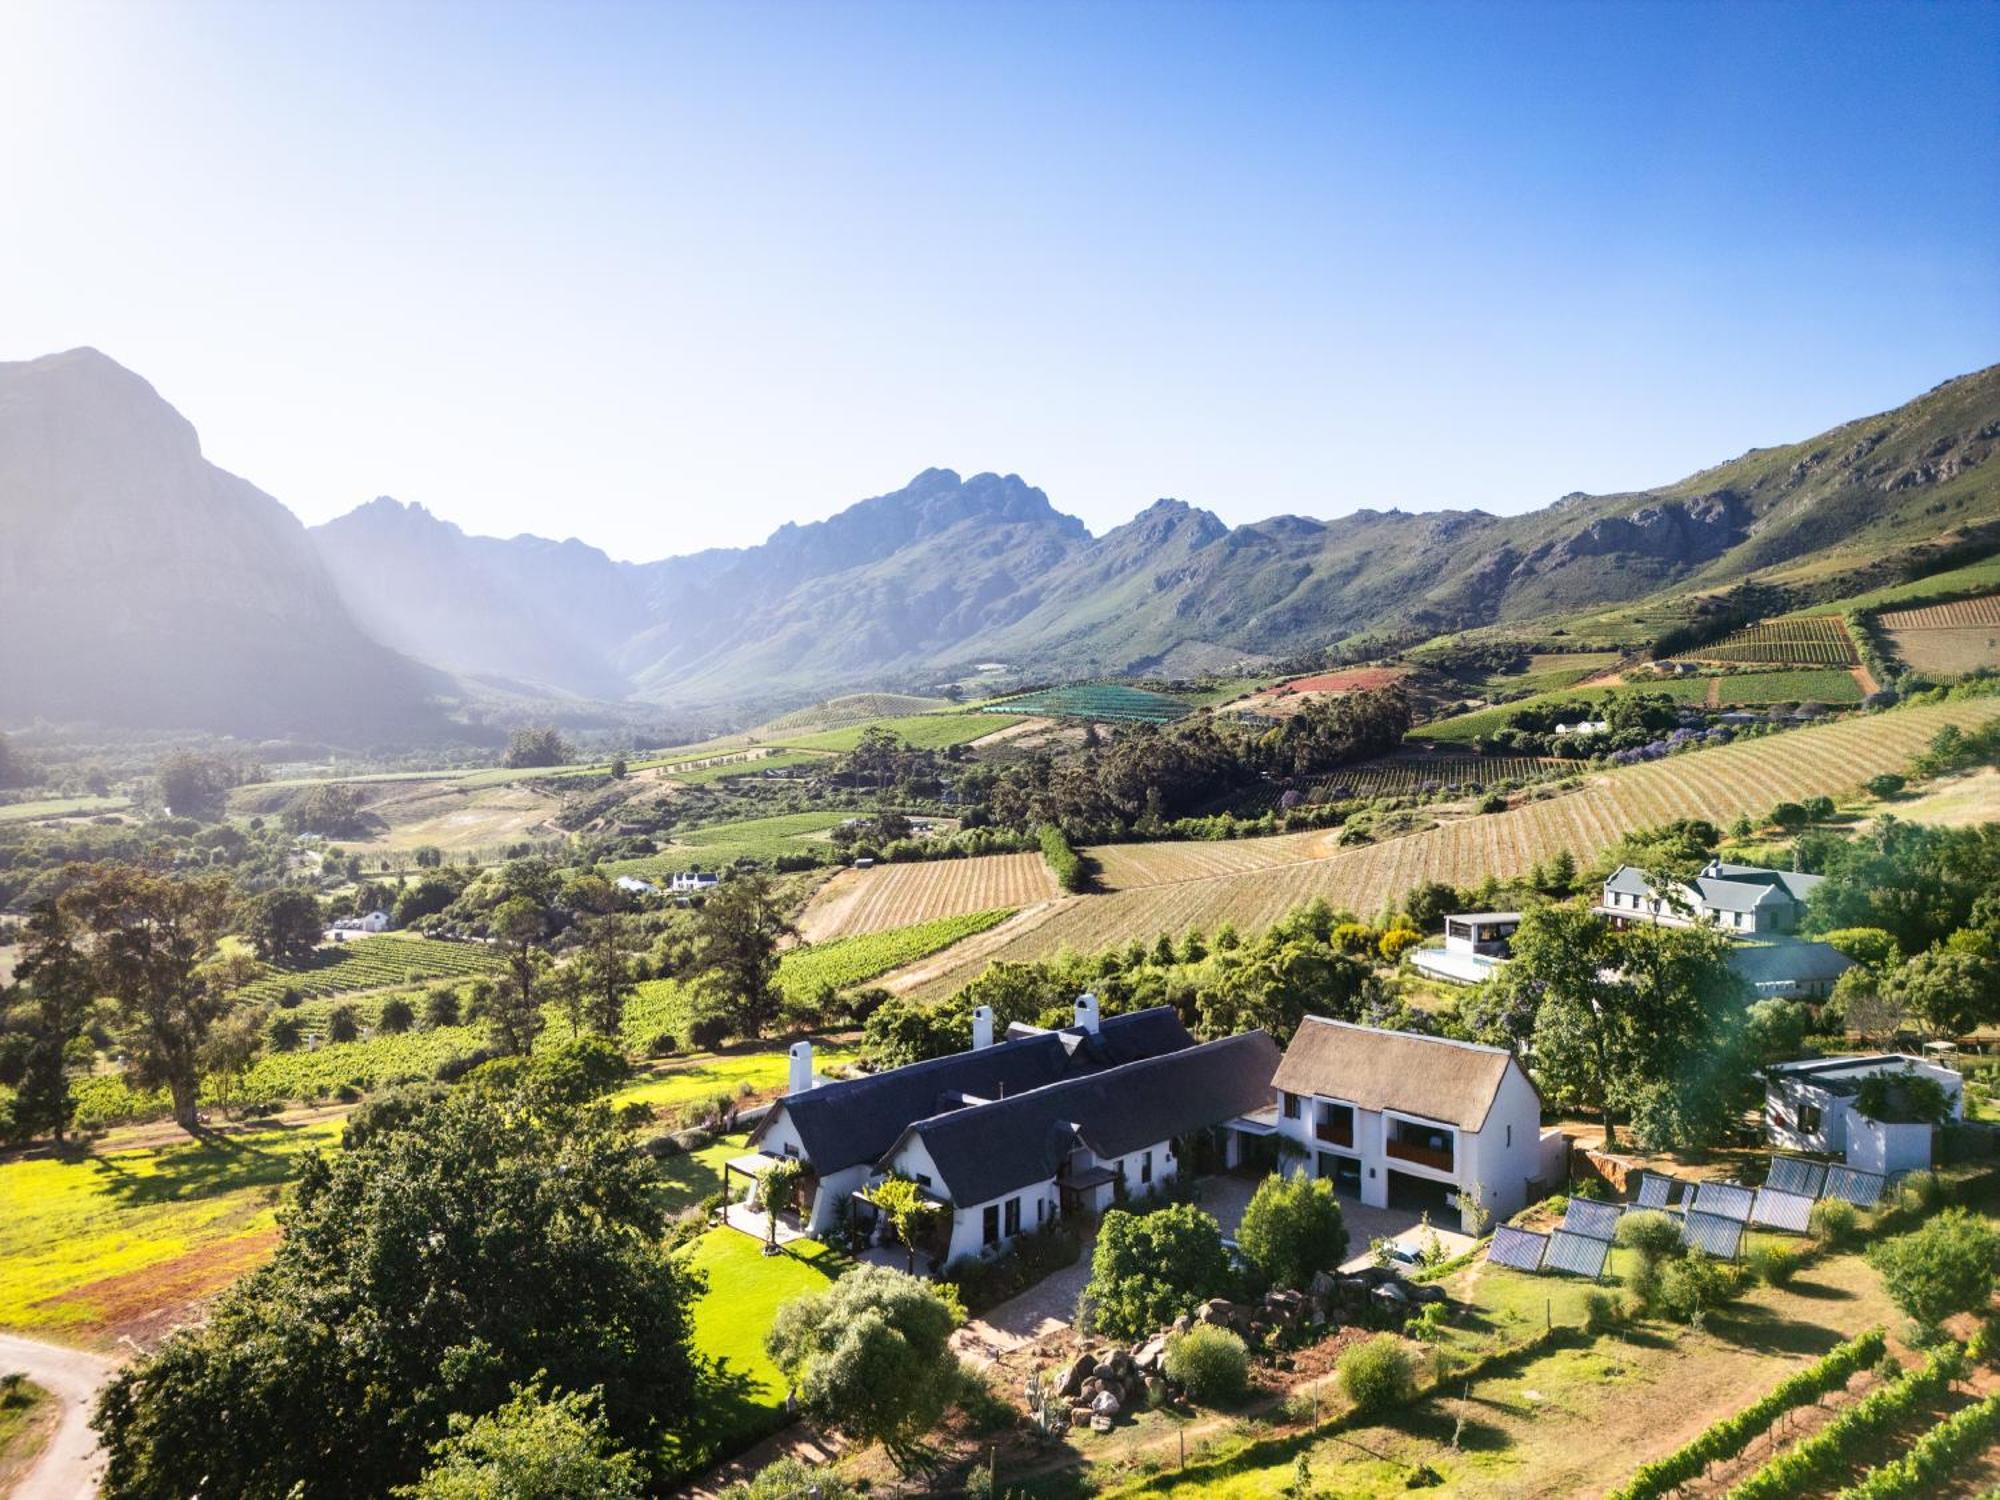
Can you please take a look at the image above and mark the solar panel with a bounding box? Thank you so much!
[1488,1226,1549,1273]
[1690,1181,1756,1223]
[1752,1188,1815,1234]
[1765,1156,1827,1199]
[1562,1199,1624,1241]
[1545,1230,1611,1278]
[1682,1210,1745,1259]
[1635,1173,1677,1211]
[1824,1165,1886,1208]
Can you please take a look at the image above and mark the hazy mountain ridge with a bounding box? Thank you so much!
[4,348,1996,736]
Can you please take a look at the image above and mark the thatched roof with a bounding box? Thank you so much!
[1271,1018,1522,1132]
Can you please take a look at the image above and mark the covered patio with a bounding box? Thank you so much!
[719,1150,810,1247]
[847,1179,953,1277]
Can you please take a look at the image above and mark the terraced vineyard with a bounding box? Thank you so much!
[1697,616,1858,665]
[1879,592,2000,630]
[1305,755,1569,799]
[773,712,1022,752]
[778,909,1016,994]
[798,851,1057,940]
[887,696,2000,997]
[230,936,504,1004]
[982,683,1190,723]
[756,692,950,734]
[1713,669,1864,705]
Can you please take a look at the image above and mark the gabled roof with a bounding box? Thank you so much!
[884,1030,1282,1208]
[1603,862,1823,912]
[750,1006,1193,1173]
[1728,940,1854,987]
[1272,1018,1526,1132]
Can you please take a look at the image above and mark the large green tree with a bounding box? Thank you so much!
[1236,1173,1348,1292]
[243,888,323,965]
[8,899,96,1143]
[93,1060,699,1499]
[397,1379,645,1500]
[488,896,549,1055]
[1084,1202,1234,1339]
[694,874,796,1037]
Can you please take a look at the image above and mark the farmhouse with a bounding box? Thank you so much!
[329,909,390,936]
[667,870,720,893]
[1272,1019,1558,1226]
[869,1029,1282,1267]
[1597,861,1823,935]
[614,875,656,895]
[1408,910,1519,985]
[744,996,1195,1235]
[1765,1054,1964,1173]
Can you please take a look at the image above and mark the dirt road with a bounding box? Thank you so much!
[0,1334,116,1500]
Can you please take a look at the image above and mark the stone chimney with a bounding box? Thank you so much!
[788,1040,813,1095]
[972,1005,995,1050]
[1074,992,1100,1035]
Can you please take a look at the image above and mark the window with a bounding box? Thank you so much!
[1140,1150,1153,1185]
[916,1173,933,1188]
[983,1204,1000,1246]
[1799,1104,1823,1134]
[1036,1198,1047,1227]
[1004,1197,1021,1236]
[1282,1092,1300,1120]
[783,1142,798,1158]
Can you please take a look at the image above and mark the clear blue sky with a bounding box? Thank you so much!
[2,0,1994,560]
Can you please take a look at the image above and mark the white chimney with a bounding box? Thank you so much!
[788,1040,813,1095]
[1074,992,1100,1035]
[972,1005,995,1050]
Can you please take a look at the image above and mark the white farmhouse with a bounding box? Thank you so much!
[744,997,1196,1237]
[668,871,720,894]
[614,875,656,895]
[1597,861,1822,935]
[871,1028,1281,1267]
[1271,1019,1558,1225]
[1764,1054,1964,1173]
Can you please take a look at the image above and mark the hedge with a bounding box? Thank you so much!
[1838,1388,2000,1499]
[1725,1345,1963,1500]
[1039,824,1091,893]
[1610,1329,1887,1500]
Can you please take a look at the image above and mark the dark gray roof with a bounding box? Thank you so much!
[1728,940,1854,987]
[749,1006,1193,1173]
[1603,862,1823,913]
[885,1030,1282,1208]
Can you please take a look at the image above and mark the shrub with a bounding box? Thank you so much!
[1584,1289,1624,1334]
[269,1015,303,1052]
[1338,1334,1415,1415]
[1809,1197,1859,1247]
[1083,1203,1234,1340]
[1868,1207,2000,1336]
[378,997,415,1034]
[1615,1210,1682,1264]
[766,1266,965,1449]
[1038,825,1091,893]
[1897,1169,1945,1212]
[1237,1173,1348,1292]
[686,1015,730,1051]
[719,1457,859,1500]
[1163,1325,1249,1406]
[1625,1256,1663,1316]
[326,1005,361,1044]
[1749,1243,1799,1288]
[1659,1250,1738,1326]
[645,1031,678,1058]
[423,988,461,1029]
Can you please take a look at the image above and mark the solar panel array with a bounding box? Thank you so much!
[1682,1210,1745,1260]
[1562,1199,1624,1241]
[1824,1165,1886,1208]
[1635,1173,1677,1211]
[1752,1188,1816,1234]
[1489,1225,1550,1272]
[1690,1181,1756,1223]
[1765,1156,1827,1199]
[1545,1229,1612,1278]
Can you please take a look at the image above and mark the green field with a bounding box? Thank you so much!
[673,1229,849,1466]
[0,1119,342,1343]
[608,1048,859,1116]
[663,749,832,784]
[772,712,1022,752]
[1714,668,1864,704]
[1412,678,1714,741]
[984,682,1190,723]
[601,810,854,875]
[229,935,505,1006]
[0,795,132,823]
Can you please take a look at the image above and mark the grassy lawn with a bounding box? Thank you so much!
[0,795,132,823]
[608,1047,860,1117]
[0,1120,342,1346]
[656,1133,747,1217]
[674,1228,850,1465]
[0,1376,55,1492]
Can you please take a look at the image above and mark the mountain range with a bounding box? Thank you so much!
[2,347,1997,740]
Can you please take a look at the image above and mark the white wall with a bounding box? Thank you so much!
[1461,1062,1545,1220]
[1848,1116,1935,1176]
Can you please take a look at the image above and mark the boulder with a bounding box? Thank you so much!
[1171,1313,1193,1334]
[1069,1404,1095,1426]
[1058,1354,1094,1398]
[1091,1413,1116,1433]
[1133,1334,1169,1371]
[1145,1376,1168,1406]
[1309,1270,1339,1300]
[1091,1389,1122,1416]
[1412,1282,1447,1304]
[1093,1361,1119,1382]
[1373,1281,1410,1306]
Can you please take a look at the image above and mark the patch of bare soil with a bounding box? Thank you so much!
[49,1229,282,1350]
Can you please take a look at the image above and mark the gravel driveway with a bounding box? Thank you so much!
[0,1332,117,1500]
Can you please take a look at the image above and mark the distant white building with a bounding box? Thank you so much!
[667,871,720,894]
[1554,719,1609,737]
[330,909,390,936]
[1598,861,1823,936]
[1408,912,1520,986]
[1765,1054,1963,1173]
[614,875,656,895]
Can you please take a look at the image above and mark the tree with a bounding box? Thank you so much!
[326,1003,362,1044]
[503,726,572,769]
[1237,1173,1348,1292]
[1402,881,1462,933]
[1868,1209,2000,1337]
[378,996,416,1034]
[424,986,462,1029]
[573,913,635,1039]
[1546,848,1578,896]
[397,1379,645,1500]
[283,783,370,838]
[154,752,236,820]
[1881,949,2000,1038]
[766,1266,964,1456]
[244,888,323,965]
[1822,927,1902,968]
[1084,1203,1234,1339]
[489,896,549,1055]
[1867,773,1907,799]
[1770,801,1809,833]
[1516,907,1627,1144]
[0,730,30,789]
[93,1061,699,1498]
[62,866,236,1135]
[10,899,95,1143]
[694,875,796,1037]
[867,1175,942,1274]
[199,1006,267,1117]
